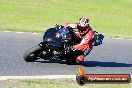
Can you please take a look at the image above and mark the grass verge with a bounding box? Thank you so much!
[0,79,131,88]
[0,0,132,38]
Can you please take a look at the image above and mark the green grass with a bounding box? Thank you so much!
[1,79,132,88]
[0,0,132,38]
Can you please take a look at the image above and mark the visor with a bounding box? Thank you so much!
[78,26,87,32]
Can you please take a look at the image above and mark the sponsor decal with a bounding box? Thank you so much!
[76,66,131,85]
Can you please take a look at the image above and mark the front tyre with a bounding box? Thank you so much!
[24,44,42,62]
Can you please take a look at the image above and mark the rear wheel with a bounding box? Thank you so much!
[24,44,43,62]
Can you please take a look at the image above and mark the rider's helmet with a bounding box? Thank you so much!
[78,17,90,35]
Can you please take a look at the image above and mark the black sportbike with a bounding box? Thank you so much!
[23,25,104,64]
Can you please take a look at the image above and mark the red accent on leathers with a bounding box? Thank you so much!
[64,22,93,51]
[64,22,71,28]
[75,28,93,62]
[64,23,93,62]
[75,28,93,52]
[64,22,78,29]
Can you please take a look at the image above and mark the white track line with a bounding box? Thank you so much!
[3,31,11,32]
[16,32,24,33]
[128,39,132,40]
[32,33,41,34]
[114,38,125,40]
[0,75,76,80]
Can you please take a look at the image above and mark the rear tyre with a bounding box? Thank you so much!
[24,44,43,62]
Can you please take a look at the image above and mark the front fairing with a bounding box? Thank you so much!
[43,26,72,50]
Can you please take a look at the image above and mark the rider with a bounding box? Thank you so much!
[64,17,94,63]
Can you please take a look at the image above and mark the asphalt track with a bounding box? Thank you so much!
[0,31,132,76]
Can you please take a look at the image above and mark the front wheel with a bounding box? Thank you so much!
[23,44,43,62]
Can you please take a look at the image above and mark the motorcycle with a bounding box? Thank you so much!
[23,25,104,64]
